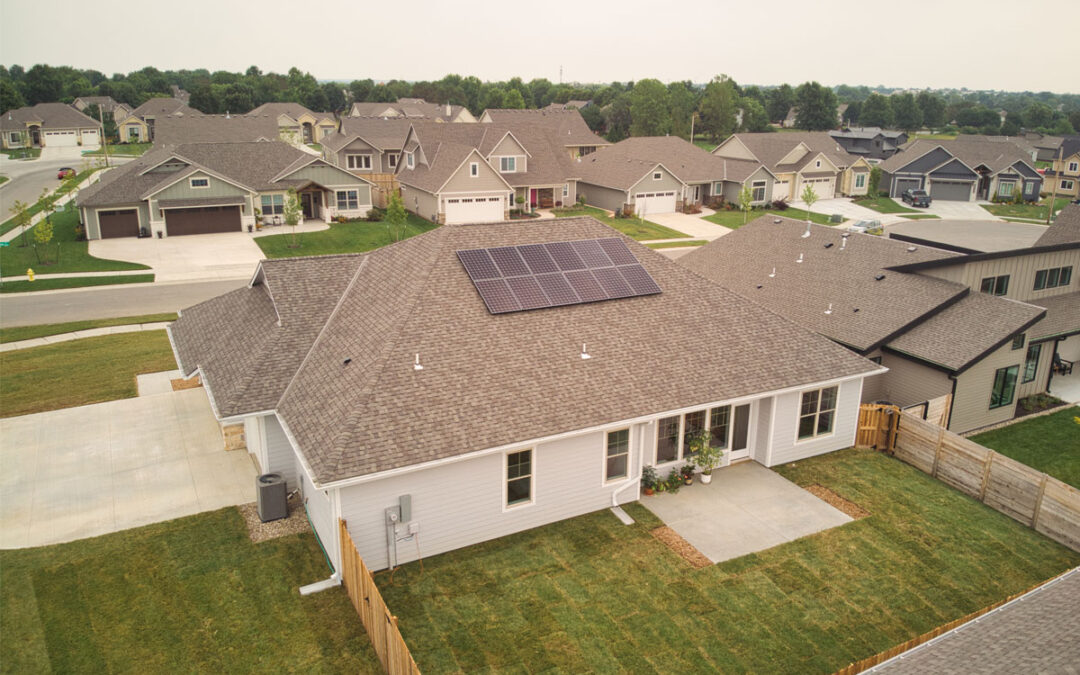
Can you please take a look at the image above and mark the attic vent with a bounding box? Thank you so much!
[343,358,352,366]
[853,308,860,313]
[874,274,886,281]
[756,284,763,289]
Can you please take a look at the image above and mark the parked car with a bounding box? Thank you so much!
[901,189,931,207]
[848,219,883,235]
[57,167,75,179]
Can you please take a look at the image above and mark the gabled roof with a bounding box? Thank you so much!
[323,117,413,152]
[73,96,122,112]
[247,102,335,124]
[719,132,858,172]
[152,114,279,145]
[883,137,1037,175]
[584,136,770,185]
[170,217,879,484]
[126,97,197,119]
[480,108,609,148]
[1035,204,1080,247]
[1,102,100,131]
[348,98,470,122]
[574,155,684,191]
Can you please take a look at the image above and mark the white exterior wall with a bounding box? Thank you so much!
[244,415,267,474]
[300,465,335,560]
[766,378,863,466]
[264,415,299,492]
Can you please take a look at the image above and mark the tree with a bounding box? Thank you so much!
[916,92,946,129]
[1022,102,1055,130]
[28,186,59,248]
[0,78,25,114]
[766,84,794,123]
[22,64,62,105]
[385,192,407,242]
[579,104,604,133]
[891,93,923,131]
[793,82,839,131]
[868,166,882,197]
[955,105,1000,129]
[33,216,54,265]
[738,184,754,225]
[859,93,893,128]
[629,79,670,136]
[503,89,526,109]
[667,81,697,140]
[842,100,862,126]
[603,93,632,142]
[739,97,770,132]
[220,83,254,114]
[283,188,302,248]
[8,200,30,248]
[800,183,819,222]
[348,79,374,104]
[698,75,738,141]
[82,104,116,140]
[1070,111,1080,135]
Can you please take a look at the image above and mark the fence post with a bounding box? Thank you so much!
[931,426,946,477]
[1032,475,1050,529]
[978,453,994,501]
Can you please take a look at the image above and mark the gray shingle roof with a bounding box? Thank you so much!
[1036,204,1080,247]
[324,118,413,152]
[579,136,766,185]
[152,114,279,144]
[1030,290,1080,341]
[349,99,469,122]
[1,103,100,131]
[882,137,1035,174]
[127,97,198,119]
[246,102,335,123]
[722,132,858,172]
[481,109,609,148]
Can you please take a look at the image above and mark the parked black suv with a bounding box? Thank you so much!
[902,189,932,207]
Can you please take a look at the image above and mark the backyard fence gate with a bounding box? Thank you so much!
[854,404,899,452]
[339,519,421,675]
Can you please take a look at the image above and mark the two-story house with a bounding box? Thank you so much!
[480,108,610,159]
[246,103,338,144]
[348,98,476,123]
[1043,137,1080,200]
[828,127,908,162]
[321,118,413,207]
[71,96,132,125]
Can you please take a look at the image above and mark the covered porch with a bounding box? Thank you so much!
[522,185,564,209]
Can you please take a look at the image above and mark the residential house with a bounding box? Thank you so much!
[574,135,776,214]
[246,102,338,144]
[829,127,909,162]
[167,216,883,573]
[348,98,476,123]
[71,95,132,124]
[878,137,1042,201]
[713,132,873,202]
[76,141,374,238]
[152,114,280,145]
[117,98,198,143]
[1025,132,1065,163]
[1,102,102,149]
[479,108,610,159]
[170,85,191,104]
[545,100,592,111]
[1042,137,1080,200]
[321,118,413,206]
[679,212,1080,433]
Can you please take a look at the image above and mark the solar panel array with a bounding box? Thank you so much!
[457,238,662,314]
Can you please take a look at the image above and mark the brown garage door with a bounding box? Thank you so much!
[98,209,140,238]
[165,206,241,236]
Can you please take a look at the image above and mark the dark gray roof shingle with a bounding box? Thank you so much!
[1,102,100,131]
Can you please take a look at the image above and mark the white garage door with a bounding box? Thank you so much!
[772,181,790,202]
[800,177,835,200]
[444,195,505,224]
[43,130,78,147]
[633,191,676,215]
[81,130,99,145]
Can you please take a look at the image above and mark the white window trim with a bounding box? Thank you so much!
[751,180,767,201]
[815,160,821,168]
[470,162,479,177]
[336,189,360,210]
[189,177,210,189]
[503,448,535,511]
[653,172,663,181]
[795,386,838,444]
[1068,161,1079,173]
[406,152,415,169]
[603,428,631,485]
[386,153,398,168]
[562,183,569,197]
[346,154,372,171]
[999,181,1014,197]
[499,156,516,173]
[1063,180,1075,190]
[855,173,867,188]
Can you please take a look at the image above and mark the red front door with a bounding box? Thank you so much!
[530,189,538,206]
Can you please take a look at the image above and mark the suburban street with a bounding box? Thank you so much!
[0,154,132,216]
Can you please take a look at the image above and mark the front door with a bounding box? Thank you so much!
[530,189,538,207]
[730,404,751,460]
[300,192,314,219]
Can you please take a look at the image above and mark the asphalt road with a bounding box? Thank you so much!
[0,279,246,327]
[0,155,132,217]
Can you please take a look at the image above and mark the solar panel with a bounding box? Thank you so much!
[457,238,661,315]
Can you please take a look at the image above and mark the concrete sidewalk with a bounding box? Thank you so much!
[0,321,171,352]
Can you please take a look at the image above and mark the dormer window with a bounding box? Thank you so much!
[190,177,209,189]
[653,172,662,180]
[470,162,479,177]
[406,152,415,169]
[499,156,516,173]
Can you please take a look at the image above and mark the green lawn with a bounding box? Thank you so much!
[553,205,690,240]
[378,449,1078,674]
[646,240,708,249]
[1035,160,1052,170]
[693,139,717,152]
[915,132,958,140]
[0,508,381,673]
[853,196,918,214]
[898,214,941,220]
[0,167,102,236]
[0,147,40,159]
[0,205,150,276]
[0,313,177,343]
[0,175,8,186]
[0,331,176,417]
[255,216,438,259]
[981,197,1070,221]
[0,275,154,293]
[970,406,1080,488]
[83,142,151,156]
[704,207,834,230]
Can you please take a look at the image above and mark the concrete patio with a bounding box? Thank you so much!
[641,461,852,563]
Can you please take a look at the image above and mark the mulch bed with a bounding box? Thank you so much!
[650,526,712,569]
[237,492,311,543]
[806,484,870,520]
[171,375,202,391]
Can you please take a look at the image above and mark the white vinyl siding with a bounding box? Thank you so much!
[767,379,862,465]
[300,465,334,560]
[263,416,299,491]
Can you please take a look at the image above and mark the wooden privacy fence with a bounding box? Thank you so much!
[855,404,899,452]
[339,519,421,675]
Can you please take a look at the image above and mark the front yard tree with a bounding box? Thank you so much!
[859,93,893,128]
[892,93,923,131]
[868,166,882,197]
[283,188,302,249]
[800,183,819,222]
[766,84,794,124]
[8,199,30,247]
[386,192,407,242]
[738,184,754,225]
[629,79,671,137]
[698,75,738,142]
[917,92,946,130]
[794,82,839,131]
[32,217,54,265]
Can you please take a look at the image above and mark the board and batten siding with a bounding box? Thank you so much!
[401,186,439,222]
[338,424,644,571]
[628,169,683,199]
[289,165,372,194]
[264,415,300,492]
[152,171,249,202]
[442,153,512,193]
[338,138,383,172]
[766,378,863,466]
[578,182,627,212]
[878,352,953,407]
[712,138,757,161]
[918,249,1079,303]
[950,339,1028,433]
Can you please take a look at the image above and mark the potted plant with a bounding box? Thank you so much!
[641,465,658,496]
[680,463,695,486]
[666,469,683,494]
[689,430,722,485]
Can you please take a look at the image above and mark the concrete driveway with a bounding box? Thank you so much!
[0,387,256,549]
[647,208,733,241]
[90,232,267,282]
[792,198,897,224]
[919,199,1002,220]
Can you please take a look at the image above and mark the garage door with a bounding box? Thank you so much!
[444,196,505,224]
[98,209,140,239]
[633,191,676,215]
[892,178,921,198]
[930,180,973,201]
[43,130,78,147]
[164,206,241,235]
[772,181,790,202]
[799,178,834,200]
[81,130,99,145]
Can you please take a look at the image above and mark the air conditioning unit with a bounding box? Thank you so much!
[256,473,287,522]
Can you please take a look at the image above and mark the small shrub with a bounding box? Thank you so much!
[665,469,683,493]
[576,194,585,206]
[772,199,789,211]
[366,207,385,222]
[683,203,702,214]
[641,465,658,490]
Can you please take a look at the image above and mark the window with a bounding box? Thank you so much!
[260,194,284,215]
[1023,343,1041,383]
[682,410,706,457]
[751,180,767,202]
[1034,266,1072,291]
[1011,333,1025,350]
[709,406,731,450]
[469,162,479,177]
[189,177,209,188]
[656,416,680,463]
[506,450,533,507]
[562,184,569,197]
[499,156,516,173]
[989,365,1018,409]
[386,153,398,169]
[1025,181,1035,196]
[980,274,1009,296]
[406,152,415,169]
[797,386,838,440]
[855,173,867,188]
[998,181,1014,197]
[815,160,821,168]
[8,132,19,143]
[336,190,359,210]
[605,429,629,482]
[653,172,662,180]
[1062,180,1075,191]
[1068,161,1079,173]
[346,154,372,170]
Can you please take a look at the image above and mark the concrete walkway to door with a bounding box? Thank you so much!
[642,461,852,563]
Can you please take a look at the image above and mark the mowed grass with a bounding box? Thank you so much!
[0,274,154,293]
[898,214,941,220]
[0,204,150,273]
[255,216,437,259]
[553,205,689,240]
[981,197,1071,221]
[0,168,101,236]
[83,142,151,156]
[0,330,176,417]
[0,313,177,343]
[646,240,708,249]
[0,508,381,673]
[704,207,834,230]
[970,406,1080,488]
[852,196,918,214]
[377,449,1079,674]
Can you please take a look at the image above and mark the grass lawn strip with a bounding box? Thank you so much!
[646,240,708,249]
[553,205,689,240]
[0,176,8,185]
[898,214,941,220]
[981,197,1071,221]
[970,406,1080,488]
[0,508,381,673]
[256,215,437,259]
[704,207,834,230]
[0,330,176,417]
[0,313,177,343]
[377,448,1078,673]
[82,142,151,156]
[851,196,918,214]
[0,274,154,293]
[0,147,40,159]
[0,205,150,275]
[0,167,101,236]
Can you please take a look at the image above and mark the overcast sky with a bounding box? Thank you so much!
[2,0,1076,93]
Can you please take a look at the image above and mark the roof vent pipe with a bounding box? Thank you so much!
[825,303,833,315]
[907,246,918,252]
[580,343,591,360]
[796,253,804,264]
[768,267,776,278]
[413,354,423,371]
[801,221,812,238]
[840,233,849,250]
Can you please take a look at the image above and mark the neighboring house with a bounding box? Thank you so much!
[574,136,776,214]
[76,141,374,238]
[679,212,1080,433]
[348,97,476,123]
[117,98,198,143]
[72,95,132,124]
[152,114,280,145]
[713,132,873,202]
[321,118,412,206]
[479,108,610,159]
[545,100,592,111]
[829,127,908,161]
[170,85,191,104]
[167,215,883,573]
[1042,137,1080,200]
[1,102,102,149]
[878,137,1043,202]
[1025,132,1065,162]
[246,102,338,144]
